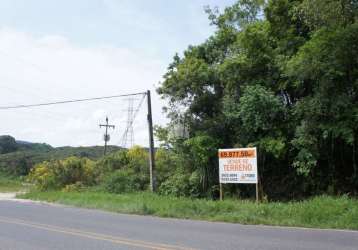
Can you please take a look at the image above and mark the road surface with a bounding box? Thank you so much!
[0,195,357,250]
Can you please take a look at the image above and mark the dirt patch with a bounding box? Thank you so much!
[0,192,19,200]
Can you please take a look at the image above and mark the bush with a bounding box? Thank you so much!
[158,170,201,197]
[28,157,95,191]
[95,150,129,178]
[27,161,57,190]
[155,148,178,185]
[95,146,150,189]
[102,169,141,193]
[126,146,148,172]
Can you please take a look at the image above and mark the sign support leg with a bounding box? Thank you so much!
[220,183,223,201]
[255,182,259,203]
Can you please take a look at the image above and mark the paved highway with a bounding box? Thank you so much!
[0,197,357,250]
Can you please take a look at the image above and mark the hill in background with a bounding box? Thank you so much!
[0,135,122,175]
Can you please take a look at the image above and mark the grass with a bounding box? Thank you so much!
[0,174,24,192]
[18,190,358,230]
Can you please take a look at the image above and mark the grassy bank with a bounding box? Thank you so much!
[0,174,24,192]
[18,191,358,230]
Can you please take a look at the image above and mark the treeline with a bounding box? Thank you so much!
[156,0,358,199]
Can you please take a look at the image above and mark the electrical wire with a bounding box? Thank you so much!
[0,92,147,110]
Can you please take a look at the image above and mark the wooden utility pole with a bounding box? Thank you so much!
[99,116,115,155]
[146,90,156,192]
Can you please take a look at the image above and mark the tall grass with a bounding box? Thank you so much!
[18,191,358,230]
[0,173,24,192]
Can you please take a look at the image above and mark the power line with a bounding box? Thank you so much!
[0,78,73,121]
[0,92,146,110]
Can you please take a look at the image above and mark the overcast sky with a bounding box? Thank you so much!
[0,0,235,147]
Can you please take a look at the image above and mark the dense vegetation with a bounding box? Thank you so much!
[0,135,120,176]
[0,136,177,196]
[155,0,358,200]
[26,146,178,195]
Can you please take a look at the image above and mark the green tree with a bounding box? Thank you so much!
[0,135,18,154]
[157,0,358,198]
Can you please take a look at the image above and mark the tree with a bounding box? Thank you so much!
[157,0,358,198]
[0,135,18,154]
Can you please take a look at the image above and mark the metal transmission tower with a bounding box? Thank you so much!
[118,91,156,191]
[99,116,115,155]
[121,98,136,148]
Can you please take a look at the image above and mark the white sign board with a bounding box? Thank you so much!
[219,147,257,184]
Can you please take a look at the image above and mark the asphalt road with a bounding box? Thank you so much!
[0,197,357,250]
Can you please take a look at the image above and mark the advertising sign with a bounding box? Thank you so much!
[219,147,257,184]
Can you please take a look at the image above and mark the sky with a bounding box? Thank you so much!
[0,0,235,147]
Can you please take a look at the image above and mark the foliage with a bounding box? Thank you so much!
[102,169,141,194]
[155,148,178,184]
[98,146,150,193]
[238,85,285,134]
[0,135,18,154]
[183,135,219,193]
[95,150,129,181]
[28,157,95,191]
[158,170,201,197]
[157,0,358,199]
[297,0,358,30]
[25,145,152,194]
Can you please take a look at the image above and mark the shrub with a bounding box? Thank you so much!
[53,157,95,186]
[155,148,178,185]
[95,150,129,178]
[158,170,201,197]
[27,161,57,190]
[126,146,148,172]
[95,146,150,188]
[125,146,149,189]
[28,157,95,190]
[102,169,141,193]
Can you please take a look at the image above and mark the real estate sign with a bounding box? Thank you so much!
[218,147,257,184]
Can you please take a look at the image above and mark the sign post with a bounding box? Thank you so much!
[218,147,258,202]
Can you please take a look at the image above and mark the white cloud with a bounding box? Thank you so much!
[0,28,167,147]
